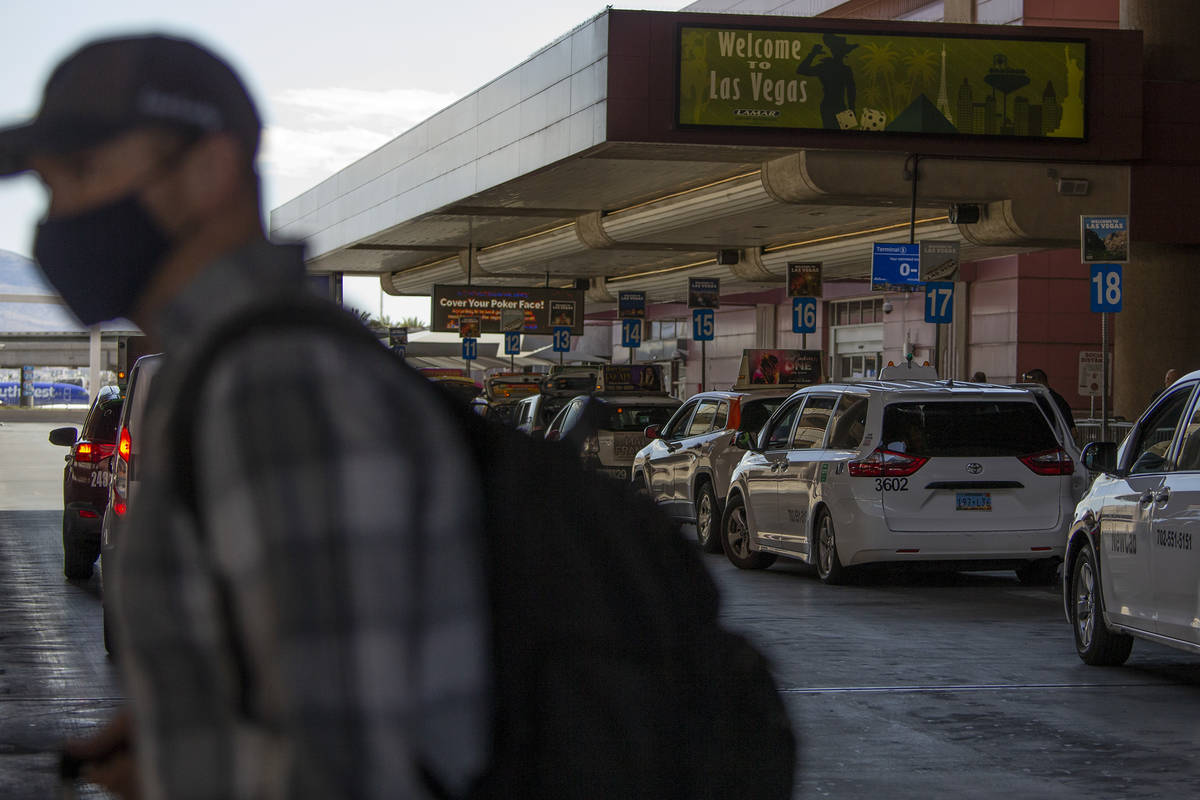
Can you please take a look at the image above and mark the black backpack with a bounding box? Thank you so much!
[168,298,796,799]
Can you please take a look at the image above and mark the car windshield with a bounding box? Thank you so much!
[739,397,786,433]
[597,403,678,432]
[882,401,1059,457]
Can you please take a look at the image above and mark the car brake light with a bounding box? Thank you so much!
[77,509,100,519]
[74,442,93,458]
[118,428,131,461]
[848,447,929,478]
[114,500,127,517]
[1019,447,1074,476]
[71,441,116,463]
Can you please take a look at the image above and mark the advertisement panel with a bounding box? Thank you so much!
[679,26,1086,140]
[599,364,666,394]
[618,290,646,319]
[735,349,824,387]
[432,285,586,335]
[787,262,823,297]
[1081,215,1129,263]
[688,277,721,309]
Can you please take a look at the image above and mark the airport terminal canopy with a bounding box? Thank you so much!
[270,10,1139,310]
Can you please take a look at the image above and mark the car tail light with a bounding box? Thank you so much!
[77,509,100,519]
[117,428,131,462]
[848,447,929,478]
[114,500,127,517]
[71,441,116,463]
[1019,447,1074,476]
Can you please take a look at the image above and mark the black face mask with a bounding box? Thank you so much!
[33,190,172,327]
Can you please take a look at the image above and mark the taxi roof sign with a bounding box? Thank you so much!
[733,349,823,390]
[878,360,939,380]
[597,364,666,394]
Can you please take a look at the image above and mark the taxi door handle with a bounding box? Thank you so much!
[1138,491,1155,508]
[1154,488,1171,506]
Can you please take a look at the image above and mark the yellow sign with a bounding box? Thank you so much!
[679,26,1085,139]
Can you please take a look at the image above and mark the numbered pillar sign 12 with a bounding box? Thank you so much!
[552,326,572,352]
[924,281,954,324]
[462,338,478,360]
[621,318,643,349]
[503,331,521,356]
[1089,264,1123,312]
[692,308,715,341]
[792,297,817,334]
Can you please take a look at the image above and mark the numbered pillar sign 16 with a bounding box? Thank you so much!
[462,338,478,361]
[1089,264,1123,312]
[692,308,715,341]
[924,281,954,324]
[792,297,817,334]
[552,326,572,353]
[621,318,643,349]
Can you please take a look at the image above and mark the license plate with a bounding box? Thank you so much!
[613,435,642,459]
[600,466,629,480]
[956,492,992,511]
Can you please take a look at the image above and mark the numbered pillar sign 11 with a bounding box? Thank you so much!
[462,338,478,360]
[792,297,817,334]
[924,281,954,324]
[503,331,521,356]
[692,308,715,341]
[552,326,572,353]
[1089,264,1122,312]
[621,318,643,349]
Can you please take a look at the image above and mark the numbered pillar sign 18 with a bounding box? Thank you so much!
[503,331,521,355]
[1089,264,1123,312]
[621,318,643,349]
[552,326,572,353]
[692,308,715,341]
[924,281,954,324]
[462,338,478,361]
[792,297,817,334]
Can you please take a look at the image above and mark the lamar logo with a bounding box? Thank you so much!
[734,109,780,119]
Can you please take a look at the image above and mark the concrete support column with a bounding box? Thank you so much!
[88,328,101,404]
[1113,1,1200,418]
[943,0,975,24]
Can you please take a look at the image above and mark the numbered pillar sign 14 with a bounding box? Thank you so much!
[792,297,817,334]
[552,326,572,353]
[621,318,643,349]
[692,308,715,341]
[924,281,954,324]
[1089,264,1123,312]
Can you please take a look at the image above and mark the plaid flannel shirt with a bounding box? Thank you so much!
[113,239,490,799]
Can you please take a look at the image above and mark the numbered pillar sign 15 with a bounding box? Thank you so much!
[1089,264,1123,312]
[792,297,817,334]
[924,281,954,324]
[692,308,715,341]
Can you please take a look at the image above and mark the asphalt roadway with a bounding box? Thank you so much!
[1,418,1198,798]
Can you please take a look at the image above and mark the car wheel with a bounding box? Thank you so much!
[1016,559,1059,586]
[814,509,848,585]
[694,480,722,553]
[1069,544,1133,666]
[721,494,775,570]
[62,511,94,581]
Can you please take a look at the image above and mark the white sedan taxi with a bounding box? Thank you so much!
[1064,369,1200,665]
[721,369,1084,584]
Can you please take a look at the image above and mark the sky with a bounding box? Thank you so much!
[1,0,685,322]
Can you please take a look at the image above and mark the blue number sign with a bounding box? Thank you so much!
[462,338,478,360]
[692,308,715,341]
[1089,264,1123,312]
[871,243,921,291]
[792,297,817,334]
[503,331,521,355]
[552,326,572,352]
[621,318,643,349]
[924,281,954,324]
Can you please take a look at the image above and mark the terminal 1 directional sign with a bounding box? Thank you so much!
[792,297,817,334]
[503,331,521,355]
[552,326,572,352]
[1089,264,1123,312]
[924,281,955,324]
[621,318,643,349]
[871,243,921,291]
[693,308,715,341]
[462,338,478,360]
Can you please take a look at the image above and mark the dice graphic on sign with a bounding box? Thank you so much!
[860,108,887,131]
[835,109,858,130]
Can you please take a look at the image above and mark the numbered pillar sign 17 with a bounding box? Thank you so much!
[924,281,954,324]
[552,326,572,353]
[792,297,817,334]
[462,338,478,361]
[503,331,521,356]
[621,318,643,349]
[1089,264,1123,312]
[692,308,715,341]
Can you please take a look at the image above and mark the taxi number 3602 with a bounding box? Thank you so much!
[874,478,909,492]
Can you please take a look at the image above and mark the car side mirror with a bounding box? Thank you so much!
[733,430,759,451]
[1081,441,1118,474]
[49,427,77,447]
[644,425,661,440]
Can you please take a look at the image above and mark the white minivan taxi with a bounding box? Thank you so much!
[721,370,1085,584]
[1064,369,1200,666]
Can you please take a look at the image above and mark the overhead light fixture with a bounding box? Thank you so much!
[716,249,740,265]
[948,204,982,225]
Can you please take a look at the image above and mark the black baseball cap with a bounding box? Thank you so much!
[0,33,261,176]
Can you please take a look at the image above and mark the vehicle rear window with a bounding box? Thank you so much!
[598,403,678,432]
[739,398,785,433]
[882,401,1058,457]
[83,398,122,443]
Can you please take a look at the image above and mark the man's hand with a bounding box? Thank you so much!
[64,707,140,799]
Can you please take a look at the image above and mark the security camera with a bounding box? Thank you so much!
[882,301,894,314]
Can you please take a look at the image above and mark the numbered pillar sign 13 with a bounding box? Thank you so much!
[924,281,954,324]
[792,297,817,334]
[621,318,643,349]
[552,326,572,352]
[1089,264,1123,312]
[692,308,715,341]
